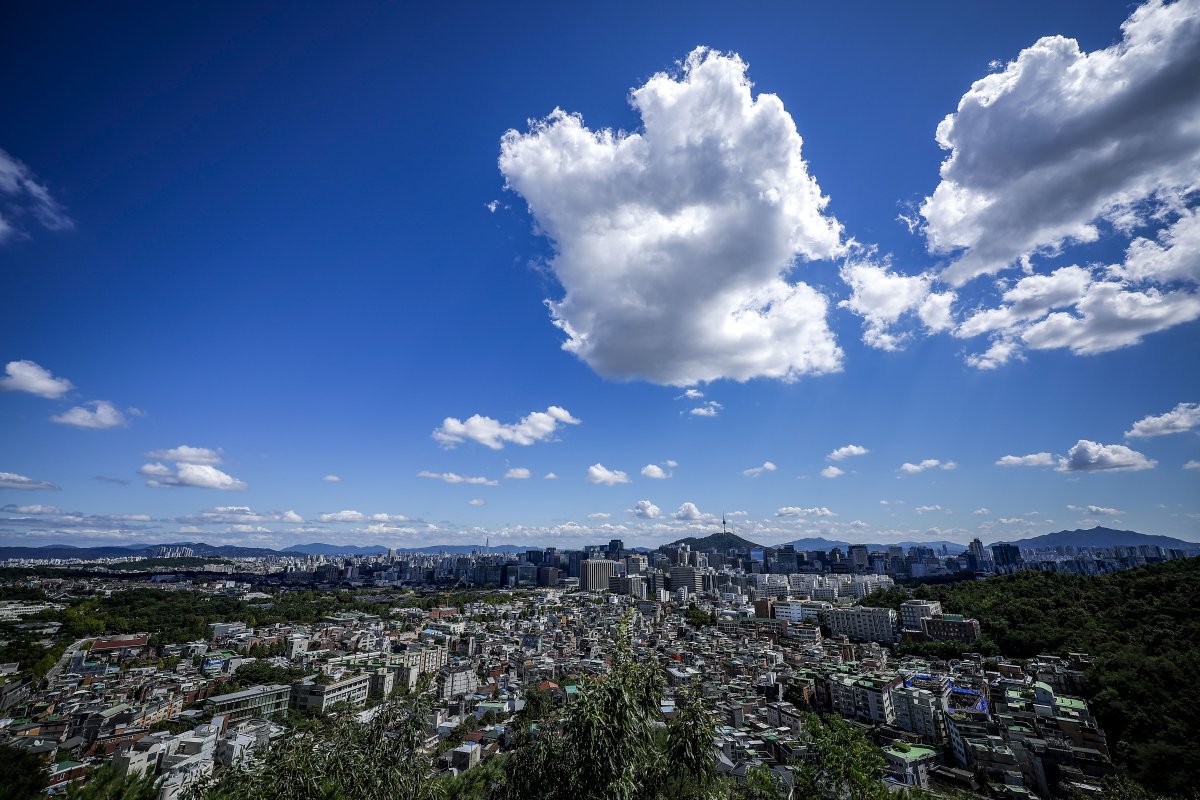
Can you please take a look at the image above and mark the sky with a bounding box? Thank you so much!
[2,0,1199,551]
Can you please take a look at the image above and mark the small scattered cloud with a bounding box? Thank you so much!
[1057,440,1156,473]
[51,400,128,429]
[640,463,672,479]
[827,444,868,461]
[776,506,835,518]
[680,389,704,400]
[996,452,1054,467]
[543,472,559,480]
[469,498,486,506]
[898,459,957,474]
[743,461,777,478]
[0,148,74,243]
[0,472,60,491]
[628,500,661,519]
[94,475,130,486]
[1,360,73,398]
[142,463,247,491]
[433,406,580,449]
[587,512,611,521]
[416,470,499,486]
[689,401,723,418]
[145,446,223,465]
[1067,504,1124,515]
[505,468,532,480]
[973,507,991,515]
[322,474,342,483]
[672,502,708,521]
[587,464,631,485]
[915,504,943,514]
[1126,402,1200,438]
[1184,460,1200,470]
[820,465,844,479]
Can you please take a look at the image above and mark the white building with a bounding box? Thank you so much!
[827,606,897,644]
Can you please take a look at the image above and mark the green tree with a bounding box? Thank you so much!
[0,744,46,800]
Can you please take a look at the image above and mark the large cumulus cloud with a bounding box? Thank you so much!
[499,47,845,386]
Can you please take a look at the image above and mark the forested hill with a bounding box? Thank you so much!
[868,558,1200,794]
[668,531,761,551]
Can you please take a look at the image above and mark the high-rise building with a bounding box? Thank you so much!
[581,559,617,591]
[991,543,1023,571]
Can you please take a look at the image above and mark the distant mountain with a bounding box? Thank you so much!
[0,544,155,561]
[282,543,388,556]
[772,537,968,554]
[989,526,1200,552]
[669,531,761,551]
[282,543,527,555]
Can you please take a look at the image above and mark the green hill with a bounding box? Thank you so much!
[668,531,760,551]
[897,557,1200,794]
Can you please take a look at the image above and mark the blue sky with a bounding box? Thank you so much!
[2,1,1198,550]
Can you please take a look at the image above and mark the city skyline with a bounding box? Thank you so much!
[3,1,1200,550]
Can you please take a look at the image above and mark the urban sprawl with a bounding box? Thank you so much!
[1,535,1191,798]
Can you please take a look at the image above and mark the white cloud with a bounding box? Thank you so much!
[1114,206,1200,285]
[915,504,943,514]
[641,464,672,479]
[828,444,868,461]
[433,405,580,450]
[144,463,247,491]
[1126,402,1200,438]
[587,512,612,521]
[469,498,486,506]
[898,459,957,474]
[996,452,1054,467]
[957,266,1093,338]
[1,360,73,398]
[416,470,499,486]
[628,500,661,519]
[51,400,127,430]
[1057,439,1157,472]
[681,389,704,399]
[1183,460,1200,470]
[0,471,60,490]
[743,461,777,478]
[672,502,708,521]
[316,510,368,523]
[1020,281,1200,356]
[1067,504,1124,515]
[776,506,835,518]
[499,47,845,385]
[973,507,991,515]
[587,464,631,485]
[322,474,342,483]
[665,459,679,468]
[145,446,223,465]
[505,468,532,480]
[0,148,73,243]
[999,518,1028,525]
[689,401,723,417]
[921,0,1200,286]
[543,472,559,480]
[839,260,951,350]
[820,465,844,479]
[180,506,303,524]
[2,504,61,514]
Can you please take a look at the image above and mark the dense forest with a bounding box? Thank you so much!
[862,558,1200,794]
